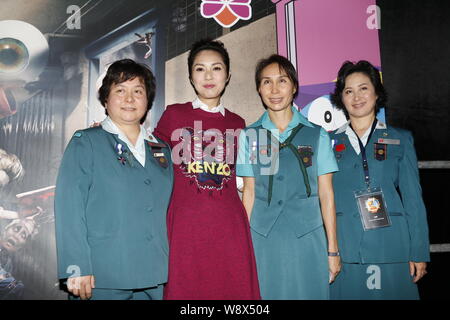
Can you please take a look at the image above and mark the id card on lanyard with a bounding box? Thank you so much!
[355,187,391,231]
[351,119,391,231]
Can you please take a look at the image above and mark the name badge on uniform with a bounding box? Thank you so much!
[377,138,400,145]
[374,143,387,161]
[148,142,169,168]
[152,151,168,168]
[298,145,313,168]
[354,187,391,231]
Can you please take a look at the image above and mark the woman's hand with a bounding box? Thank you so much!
[328,256,342,283]
[409,261,427,283]
[67,275,95,300]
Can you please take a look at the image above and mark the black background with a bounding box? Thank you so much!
[378,0,450,299]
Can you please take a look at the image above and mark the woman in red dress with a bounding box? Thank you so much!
[153,39,260,300]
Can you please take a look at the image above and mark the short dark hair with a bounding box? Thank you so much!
[330,60,387,118]
[254,54,299,109]
[98,59,156,124]
[187,39,230,79]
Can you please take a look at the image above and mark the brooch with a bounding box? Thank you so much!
[115,143,134,167]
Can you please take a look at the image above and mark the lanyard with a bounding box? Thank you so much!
[266,123,310,205]
[349,119,378,190]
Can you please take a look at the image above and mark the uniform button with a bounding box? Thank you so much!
[278,200,283,206]
[146,206,153,212]
[277,175,284,181]
[144,179,151,185]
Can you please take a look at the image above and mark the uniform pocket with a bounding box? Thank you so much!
[285,196,323,238]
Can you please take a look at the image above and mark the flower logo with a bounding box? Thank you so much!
[200,0,252,28]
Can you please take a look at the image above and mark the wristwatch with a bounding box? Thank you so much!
[328,251,340,257]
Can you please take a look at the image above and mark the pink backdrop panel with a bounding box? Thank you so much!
[295,0,380,85]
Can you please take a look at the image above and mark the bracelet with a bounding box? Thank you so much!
[328,251,340,257]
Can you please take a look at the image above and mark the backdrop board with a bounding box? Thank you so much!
[0,0,448,300]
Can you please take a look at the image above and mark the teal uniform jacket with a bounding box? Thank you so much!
[55,126,173,289]
[331,125,430,264]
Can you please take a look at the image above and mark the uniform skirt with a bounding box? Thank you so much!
[251,212,329,300]
[330,262,419,300]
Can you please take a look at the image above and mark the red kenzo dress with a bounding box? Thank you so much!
[153,102,260,300]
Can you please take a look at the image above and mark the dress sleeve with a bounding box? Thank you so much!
[54,131,93,279]
[236,130,255,177]
[153,106,173,146]
[317,128,339,176]
[398,131,430,262]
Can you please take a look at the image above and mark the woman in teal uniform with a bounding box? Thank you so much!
[329,60,429,299]
[55,59,173,300]
[237,54,341,299]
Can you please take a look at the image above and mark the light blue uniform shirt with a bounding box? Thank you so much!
[237,106,338,177]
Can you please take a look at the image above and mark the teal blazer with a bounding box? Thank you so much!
[331,126,429,264]
[55,127,173,289]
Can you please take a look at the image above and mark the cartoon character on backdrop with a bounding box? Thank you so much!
[0,184,55,300]
[272,0,385,130]
[0,20,49,120]
[298,95,348,132]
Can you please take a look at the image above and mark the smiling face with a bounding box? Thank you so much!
[342,72,378,120]
[190,49,229,108]
[258,63,296,113]
[105,77,148,127]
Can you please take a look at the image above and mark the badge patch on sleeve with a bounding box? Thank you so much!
[298,145,314,167]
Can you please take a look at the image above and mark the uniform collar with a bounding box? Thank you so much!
[335,118,387,134]
[100,116,158,143]
[192,97,225,116]
[259,105,314,131]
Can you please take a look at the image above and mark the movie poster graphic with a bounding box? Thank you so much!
[0,2,164,299]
